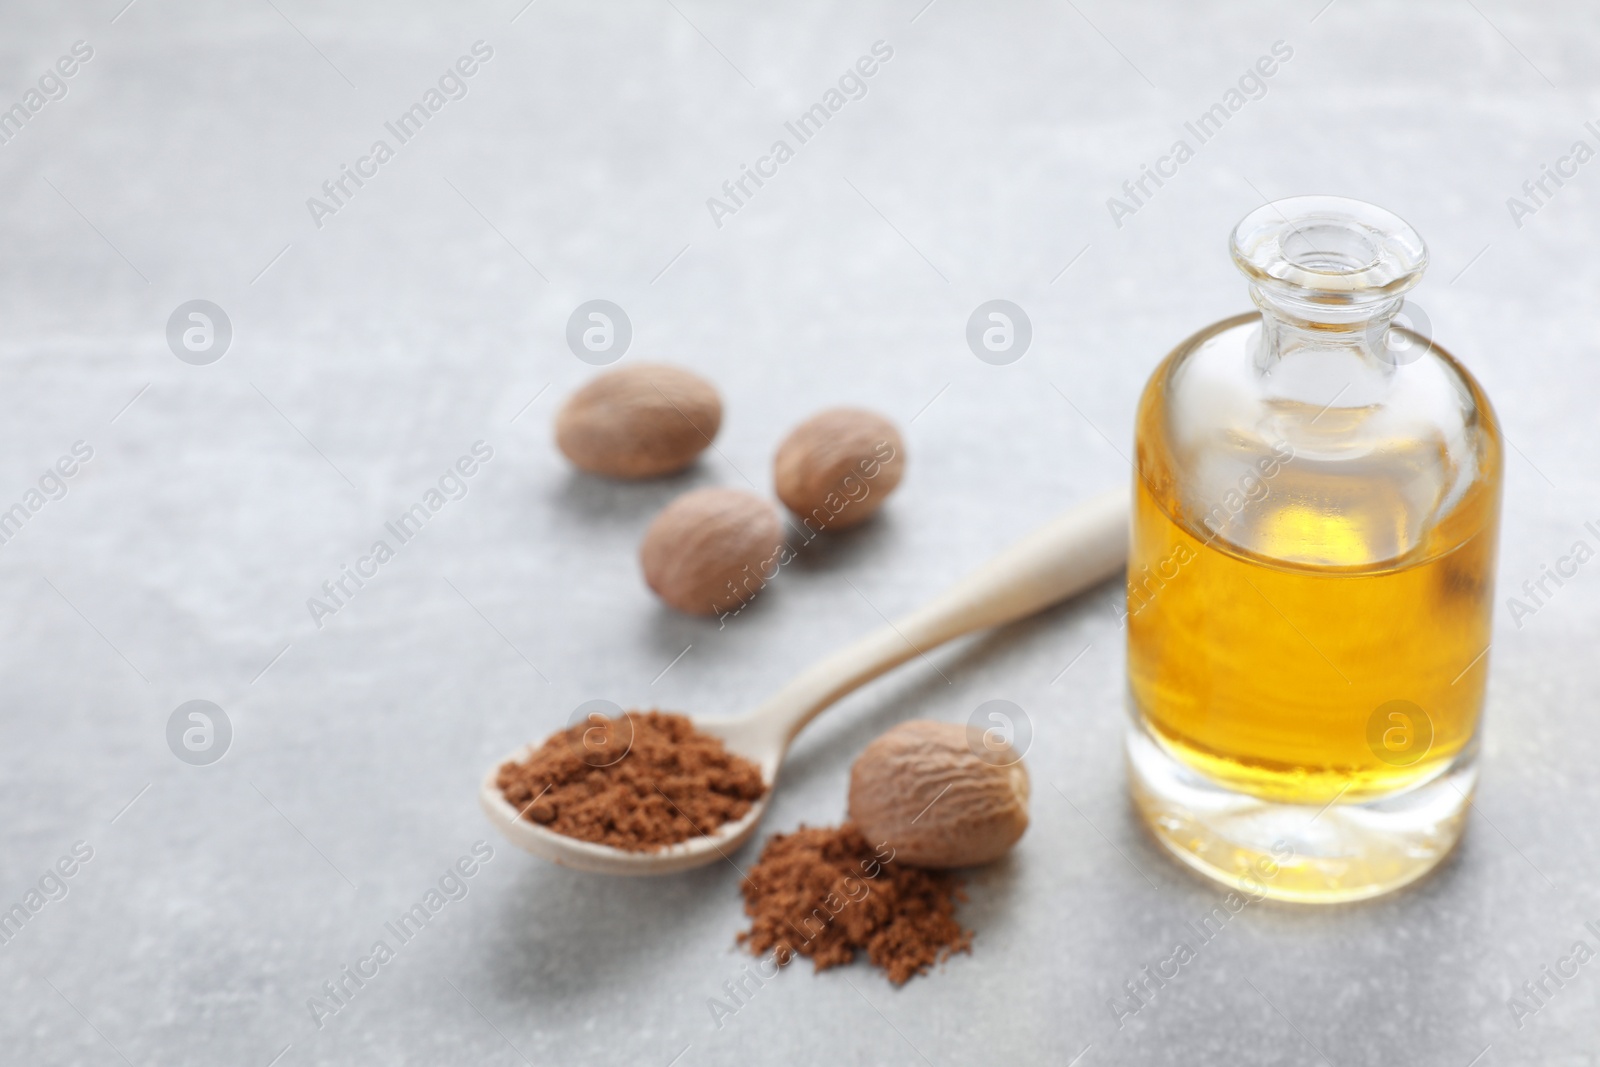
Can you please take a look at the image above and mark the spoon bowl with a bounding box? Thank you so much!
[479,714,782,876]
[483,488,1129,876]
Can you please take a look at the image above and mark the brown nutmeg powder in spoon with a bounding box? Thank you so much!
[496,710,765,850]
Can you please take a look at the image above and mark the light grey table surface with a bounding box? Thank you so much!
[1,1,1597,1064]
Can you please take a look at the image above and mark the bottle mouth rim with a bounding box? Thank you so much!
[1230,196,1428,306]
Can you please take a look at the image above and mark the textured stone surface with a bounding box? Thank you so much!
[0,1,1594,1063]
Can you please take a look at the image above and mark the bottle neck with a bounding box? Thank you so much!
[1249,283,1404,375]
[1230,196,1427,380]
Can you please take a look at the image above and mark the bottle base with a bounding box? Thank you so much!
[1125,722,1474,904]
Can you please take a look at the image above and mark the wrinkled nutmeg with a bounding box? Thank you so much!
[640,487,786,615]
[848,720,1028,869]
[555,363,722,478]
[773,408,905,531]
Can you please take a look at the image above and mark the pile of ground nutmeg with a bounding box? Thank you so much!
[496,710,766,850]
[737,823,971,984]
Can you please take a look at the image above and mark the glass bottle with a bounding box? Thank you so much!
[1124,196,1502,903]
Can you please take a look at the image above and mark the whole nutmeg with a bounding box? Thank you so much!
[773,408,905,531]
[848,720,1028,869]
[640,488,786,615]
[555,363,722,478]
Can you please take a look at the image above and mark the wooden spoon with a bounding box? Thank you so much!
[480,487,1129,875]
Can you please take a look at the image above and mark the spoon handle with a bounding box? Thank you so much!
[752,486,1130,747]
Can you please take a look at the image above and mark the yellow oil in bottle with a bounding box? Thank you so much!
[1125,196,1505,902]
[1126,373,1502,807]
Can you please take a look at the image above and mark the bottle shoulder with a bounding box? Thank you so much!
[1136,312,1502,571]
